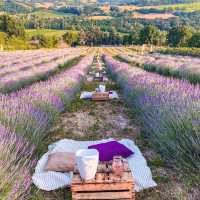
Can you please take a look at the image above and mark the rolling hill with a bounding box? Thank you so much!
[4,0,200,8]
[0,0,32,13]
[100,0,200,5]
[2,0,200,14]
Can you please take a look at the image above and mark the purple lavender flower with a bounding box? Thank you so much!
[104,55,200,171]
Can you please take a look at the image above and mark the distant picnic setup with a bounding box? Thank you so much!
[32,54,156,199]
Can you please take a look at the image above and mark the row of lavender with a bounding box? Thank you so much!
[0,48,85,93]
[0,49,64,67]
[0,54,94,200]
[119,52,200,84]
[104,55,200,172]
[0,50,49,66]
[0,48,79,66]
[0,50,69,76]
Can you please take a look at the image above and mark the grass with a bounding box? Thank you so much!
[154,176,170,183]
[25,29,66,39]
[149,157,165,167]
[86,15,113,20]
[28,10,72,18]
[0,34,31,51]
[157,2,200,12]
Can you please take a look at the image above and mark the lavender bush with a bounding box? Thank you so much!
[0,48,84,93]
[0,54,94,143]
[104,55,200,172]
[0,54,94,199]
[0,124,36,200]
[119,53,200,84]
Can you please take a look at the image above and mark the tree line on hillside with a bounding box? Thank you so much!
[0,15,60,50]
[1,14,200,49]
[63,25,200,48]
[3,0,200,30]
[21,8,200,31]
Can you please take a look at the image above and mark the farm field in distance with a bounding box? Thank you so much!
[25,29,66,39]
[100,2,200,13]
[132,12,176,20]
[28,10,73,18]
[86,15,113,20]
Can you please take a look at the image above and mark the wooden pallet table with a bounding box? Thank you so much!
[93,76,104,82]
[92,92,110,101]
[71,162,135,200]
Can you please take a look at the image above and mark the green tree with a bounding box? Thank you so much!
[109,27,123,45]
[188,32,200,48]
[31,34,59,48]
[167,26,192,47]
[63,31,78,46]
[78,29,86,45]
[123,34,132,45]
[139,25,160,45]
[157,31,167,46]
[0,15,25,37]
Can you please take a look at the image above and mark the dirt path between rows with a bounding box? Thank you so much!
[33,56,199,200]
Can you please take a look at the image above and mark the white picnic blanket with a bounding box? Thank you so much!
[32,138,157,192]
[80,91,119,99]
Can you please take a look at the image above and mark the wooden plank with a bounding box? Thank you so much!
[72,182,132,192]
[73,191,132,199]
[72,175,82,183]
[92,92,109,101]
[72,172,133,184]
[71,161,135,200]
[122,172,133,182]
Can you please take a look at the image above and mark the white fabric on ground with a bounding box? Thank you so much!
[80,91,119,99]
[80,91,94,99]
[103,77,109,82]
[109,91,119,99]
[86,77,93,82]
[32,138,157,192]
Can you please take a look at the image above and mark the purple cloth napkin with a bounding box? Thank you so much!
[88,140,133,161]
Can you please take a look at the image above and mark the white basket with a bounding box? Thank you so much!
[99,84,106,92]
[76,149,99,180]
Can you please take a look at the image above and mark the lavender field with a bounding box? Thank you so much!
[104,54,200,171]
[0,47,199,200]
[0,48,94,200]
[0,48,89,93]
[118,52,200,84]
